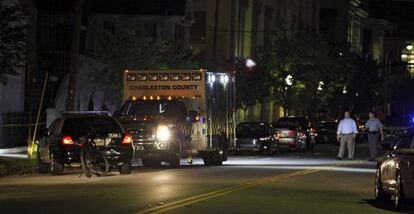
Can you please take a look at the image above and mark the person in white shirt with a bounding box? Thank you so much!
[336,111,358,160]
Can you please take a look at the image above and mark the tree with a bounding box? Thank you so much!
[253,19,360,118]
[95,33,200,98]
[0,0,27,84]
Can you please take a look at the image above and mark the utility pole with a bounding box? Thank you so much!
[66,0,83,111]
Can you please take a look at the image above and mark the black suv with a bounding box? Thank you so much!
[37,113,134,175]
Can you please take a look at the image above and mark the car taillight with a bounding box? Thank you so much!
[61,136,74,145]
[288,131,296,137]
[122,134,133,144]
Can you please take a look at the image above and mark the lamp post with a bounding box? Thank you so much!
[283,75,293,116]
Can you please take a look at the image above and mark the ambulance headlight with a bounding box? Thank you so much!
[156,125,170,141]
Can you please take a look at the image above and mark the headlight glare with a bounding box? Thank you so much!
[156,125,170,141]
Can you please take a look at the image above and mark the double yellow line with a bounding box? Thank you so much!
[136,161,361,214]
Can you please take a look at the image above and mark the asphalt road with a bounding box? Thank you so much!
[0,144,411,214]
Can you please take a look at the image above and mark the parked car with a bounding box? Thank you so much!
[274,116,316,149]
[273,122,308,152]
[37,112,134,175]
[381,118,413,150]
[355,118,367,144]
[375,127,414,209]
[315,121,338,144]
[235,122,278,154]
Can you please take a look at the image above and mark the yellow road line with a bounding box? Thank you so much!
[136,161,361,214]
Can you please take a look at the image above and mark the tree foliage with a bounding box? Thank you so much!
[0,0,28,84]
[236,18,361,117]
[95,33,200,97]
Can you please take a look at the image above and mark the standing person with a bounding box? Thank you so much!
[337,111,358,160]
[365,112,384,161]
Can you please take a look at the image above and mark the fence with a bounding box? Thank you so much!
[0,113,45,148]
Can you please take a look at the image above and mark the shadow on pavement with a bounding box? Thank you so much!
[359,199,414,213]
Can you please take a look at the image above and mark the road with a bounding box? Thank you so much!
[0,144,410,214]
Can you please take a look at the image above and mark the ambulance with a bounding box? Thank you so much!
[115,69,235,166]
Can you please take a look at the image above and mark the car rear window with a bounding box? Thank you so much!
[273,123,297,130]
[61,117,123,137]
[236,123,269,138]
[277,117,308,128]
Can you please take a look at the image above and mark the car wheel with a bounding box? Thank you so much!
[142,159,161,167]
[395,172,407,209]
[375,168,390,201]
[119,162,132,174]
[50,152,64,175]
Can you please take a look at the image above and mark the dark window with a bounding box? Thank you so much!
[56,24,73,51]
[126,101,187,120]
[277,117,309,130]
[319,8,337,41]
[61,117,123,137]
[190,11,206,43]
[175,23,184,41]
[103,20,116,34]
[144,22,157,38]
[236,123,270,138]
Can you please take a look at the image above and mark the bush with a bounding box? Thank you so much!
[0,158,37,176]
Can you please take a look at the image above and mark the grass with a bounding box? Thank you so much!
[0,158,37,176]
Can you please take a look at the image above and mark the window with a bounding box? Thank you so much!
[56,24,73,51]
[175,24,184,41]
[103,20,116,34]
[48,118,62,135]
[144,22,157,38]
[61,117,123,137]
[190,11,206,43]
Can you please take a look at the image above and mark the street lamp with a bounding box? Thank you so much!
[317,81,324,91]
[245,58,256,68]
[342,86,348,94]
[285,75,293,86]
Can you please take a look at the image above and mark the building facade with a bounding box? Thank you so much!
[191,0,320,123]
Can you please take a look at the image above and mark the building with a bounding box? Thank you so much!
[1,0,195,148]
[30,0,193,115]
[191,0,320,123]
[0,0,37,148]
[320,0,370,56]
[192,0,319,63]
